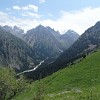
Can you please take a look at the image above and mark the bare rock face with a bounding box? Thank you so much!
[59,30,79,49]
[23,25,79,60]
[3,25,24,38]
[23,25,64,60]
[0,27,38,72]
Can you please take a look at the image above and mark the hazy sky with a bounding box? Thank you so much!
[0,0,100,34]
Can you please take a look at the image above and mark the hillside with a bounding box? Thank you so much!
[27,21,100,80]
[0,26,39,72]
[23,25,64,60]
[13,49,100,100]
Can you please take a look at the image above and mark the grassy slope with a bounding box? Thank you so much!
[13,50,100,100]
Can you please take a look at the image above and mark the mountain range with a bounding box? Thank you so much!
[23,25,79,62]
[25,21,100,80]
[0,24,79,72]
[23,25,64,60]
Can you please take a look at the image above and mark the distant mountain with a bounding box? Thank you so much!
[23,25,64,60]
[46,26,61,39]
[1,24,80,73]
[48,21,100,71]
[0,26,39,72]
[25,21,100,80]
[3,25,24,38]
[59,30,79,49]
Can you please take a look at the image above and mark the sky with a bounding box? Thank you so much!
[0,0,100,34]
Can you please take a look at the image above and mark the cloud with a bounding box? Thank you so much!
[39,0,45,3]
[48,13,53,17]
[22,12,41,19]
[13,6,21,10]
[1,7,100,34]
[6,8,11,11]
[0,12,10,24]
[40,7,100,34]
[0,11,40,32]
[13,5,38,12]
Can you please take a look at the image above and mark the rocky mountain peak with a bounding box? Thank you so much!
[3,25,24,38]
[65,29,79,36]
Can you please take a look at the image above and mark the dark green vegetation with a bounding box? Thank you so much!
[13,49,100,100]
[0,26,39,72]
[26,21,100,80]
[0,67,28,100]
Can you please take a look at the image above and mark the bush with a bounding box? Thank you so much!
[0,67,28,100]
